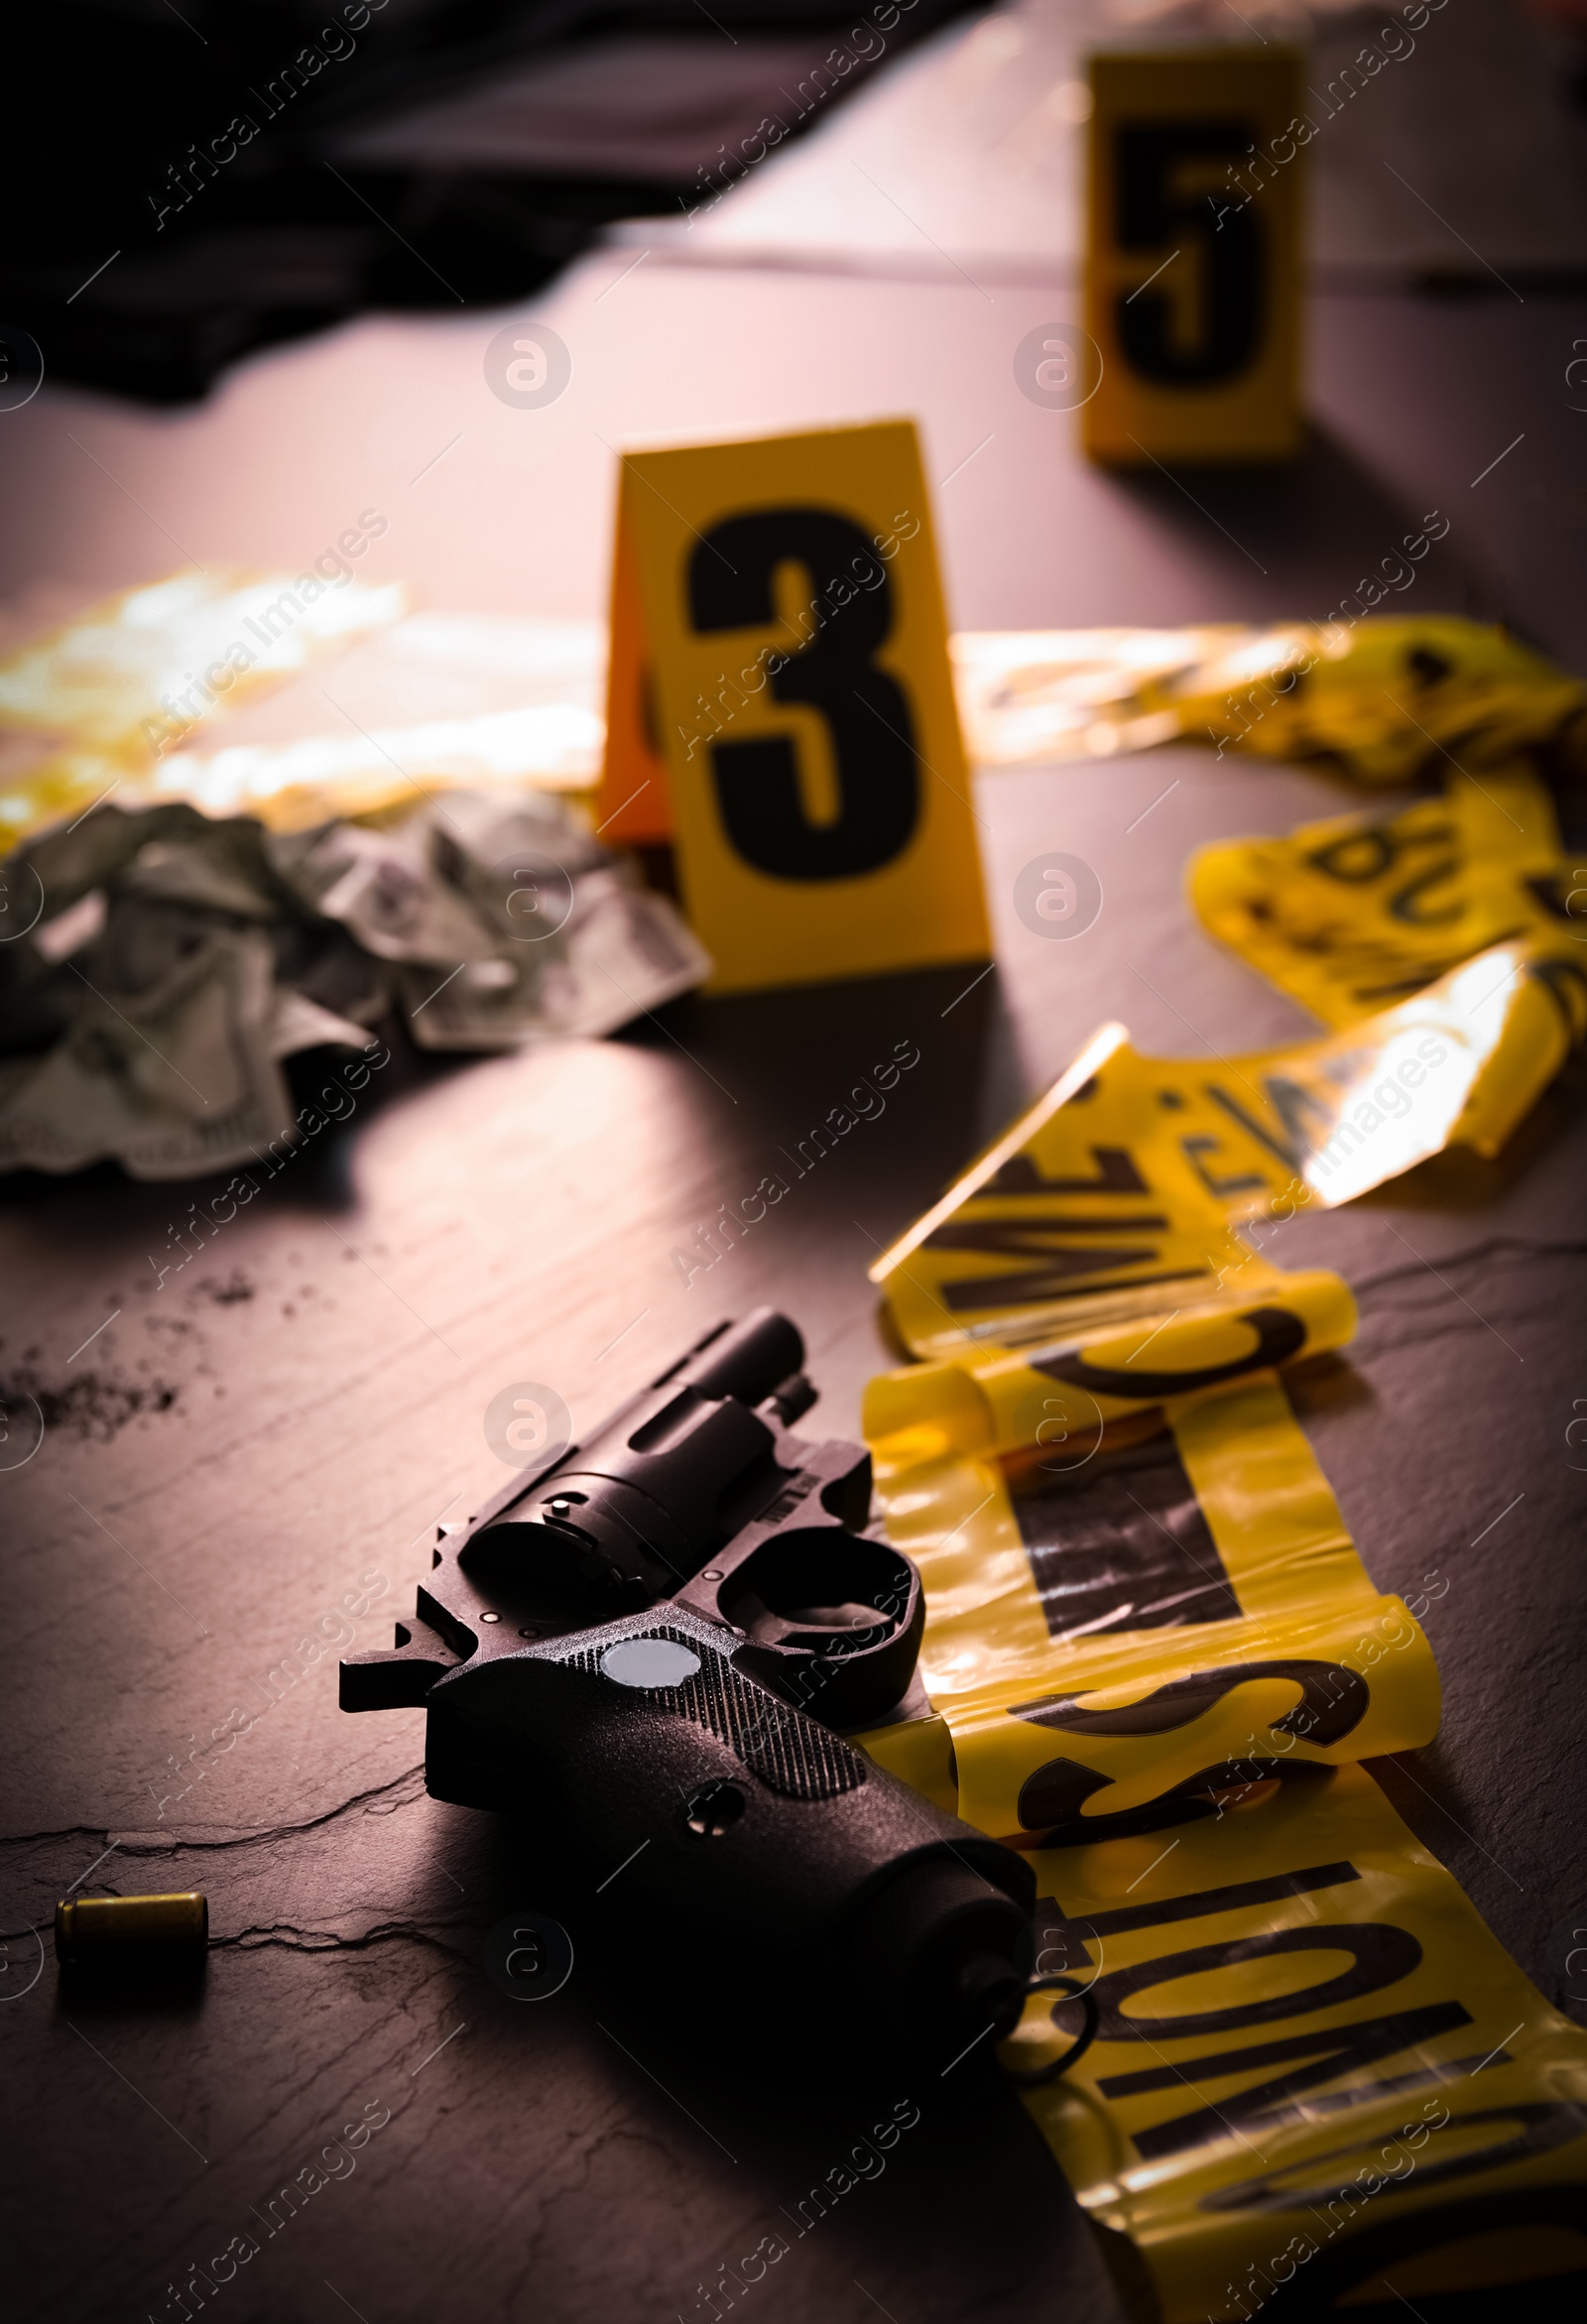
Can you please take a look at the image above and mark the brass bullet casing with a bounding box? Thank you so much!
[55,1893,208,1966]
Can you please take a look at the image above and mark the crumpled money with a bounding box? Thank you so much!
[273,786,710,1049]
[0,789,710,1180]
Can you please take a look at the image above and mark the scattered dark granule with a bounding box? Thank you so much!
[0,1368,180,1440]
[194,1272,255,1305]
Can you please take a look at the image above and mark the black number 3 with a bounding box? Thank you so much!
[687,508,919,881]
[1115,123,1263,386]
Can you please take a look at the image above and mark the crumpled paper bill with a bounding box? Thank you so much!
[0,788,710,1180]
[0,572,705,1179]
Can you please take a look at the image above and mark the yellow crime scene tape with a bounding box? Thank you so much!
[1174,615,1587,791]
[951,613,1587,791]
[857,662,1587,2316]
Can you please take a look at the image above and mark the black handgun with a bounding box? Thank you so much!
[341,1308,1035,2059]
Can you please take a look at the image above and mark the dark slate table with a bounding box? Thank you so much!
[2,272,1584,2324]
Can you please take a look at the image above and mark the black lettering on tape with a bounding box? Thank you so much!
[1113,2000,1475,2161]
[1257,2186,1587,2316]
[984,1147,1151,1197]
[1201,2098,1587,2209]
[1066,1918,1421,2045]
[1012,1659,1368,1747]
[1042,1860,1362,1960]
[1034,1303,1309,1400]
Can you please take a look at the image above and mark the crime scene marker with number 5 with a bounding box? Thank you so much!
[1084,49,1303,465]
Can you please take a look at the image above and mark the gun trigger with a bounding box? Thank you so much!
[340,1614,461,1711]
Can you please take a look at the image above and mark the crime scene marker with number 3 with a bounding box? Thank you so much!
[596,420,990,995]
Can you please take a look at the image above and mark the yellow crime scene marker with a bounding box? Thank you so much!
[595,420,990,995]
[1084,49,1304,465]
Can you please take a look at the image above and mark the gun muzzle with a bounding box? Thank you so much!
[460,1309,842,1622]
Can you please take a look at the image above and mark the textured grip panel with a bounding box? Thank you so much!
[563,1628,867,1801]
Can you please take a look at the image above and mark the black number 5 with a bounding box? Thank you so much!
[1115,123,1263,386]
[687,508,919,881]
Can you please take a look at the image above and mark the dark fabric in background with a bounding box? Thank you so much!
[11,0,973,403]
